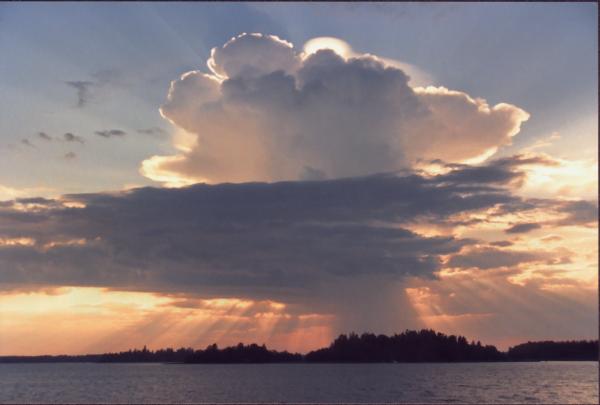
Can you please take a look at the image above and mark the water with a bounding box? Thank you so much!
[0,362,597,403]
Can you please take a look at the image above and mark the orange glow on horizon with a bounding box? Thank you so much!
[0,288,333,356]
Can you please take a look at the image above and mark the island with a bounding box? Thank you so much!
[1,329,597,363]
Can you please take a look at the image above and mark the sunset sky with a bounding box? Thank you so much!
[0,2,597,355]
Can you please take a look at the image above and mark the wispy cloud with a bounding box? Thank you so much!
[136,127,167,137]
[65,81,94,108]
[63,133,85,144]
[20,139,34,148]
[95,129,126,138]
[505,223,541,234]
[37,132,52,141]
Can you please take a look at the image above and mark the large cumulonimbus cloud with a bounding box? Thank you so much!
[1,156,596,337]
[142,33,530,185]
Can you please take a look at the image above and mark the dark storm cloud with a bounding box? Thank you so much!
[0,163,508,295]
[434,154,559,187]
[0,157,593,302]
[65,81,94,108]
[505,222,542,234]
[95,129,126,138]
[15,197,56,206]
[447,247,545,270]
[491,154,560,168]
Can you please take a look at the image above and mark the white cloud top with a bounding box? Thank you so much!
[145,33,529,185]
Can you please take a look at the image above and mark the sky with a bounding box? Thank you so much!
[0,2,597,355]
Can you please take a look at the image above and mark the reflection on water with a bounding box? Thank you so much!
[0,362,597,403]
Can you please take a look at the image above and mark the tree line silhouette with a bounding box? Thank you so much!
[1,329,596,363]
[304,330,504,362]
[507,340,598,361]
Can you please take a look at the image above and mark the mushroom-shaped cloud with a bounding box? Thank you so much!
[143,33,529,185]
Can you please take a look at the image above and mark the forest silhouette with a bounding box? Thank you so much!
[1,329,597,363]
